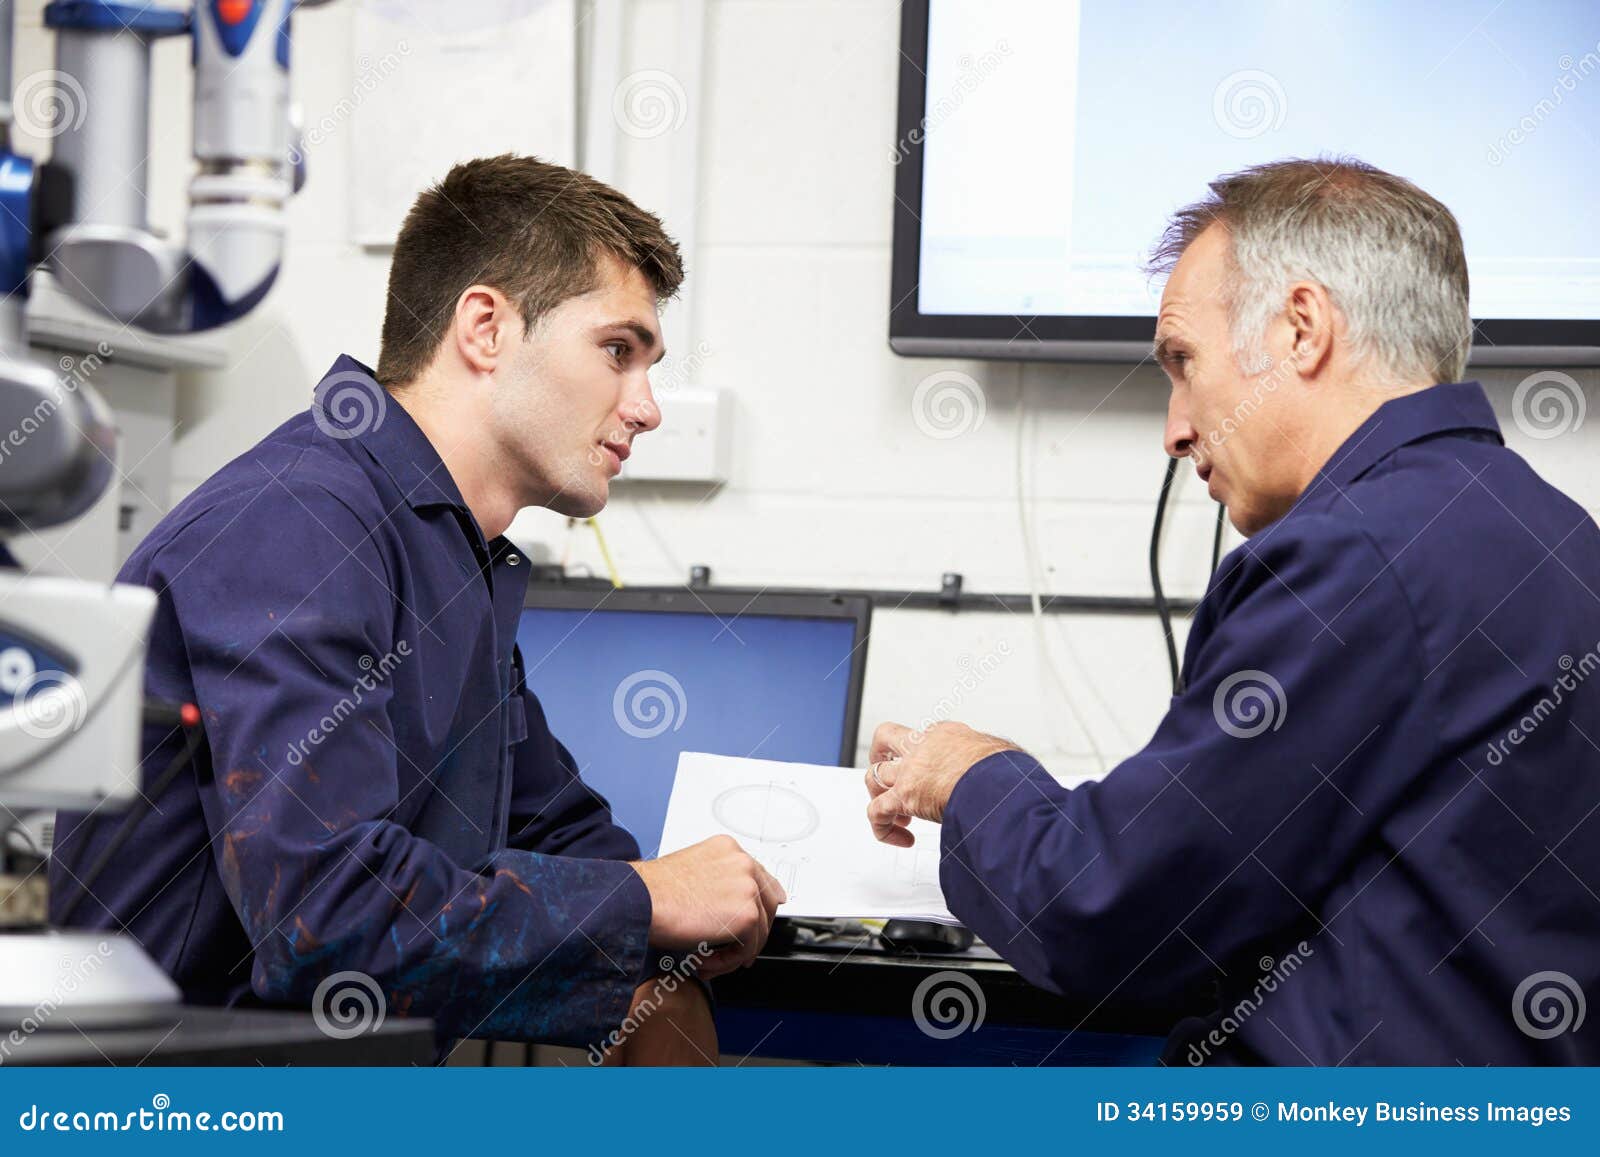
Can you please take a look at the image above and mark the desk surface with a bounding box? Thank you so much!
[2,1007,436,1067]
[711,937,1170,1065]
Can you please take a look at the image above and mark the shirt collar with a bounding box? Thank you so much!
[314,355,469,513]
[1317,380,1503,490]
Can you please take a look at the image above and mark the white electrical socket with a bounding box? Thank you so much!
[620,387,731,483]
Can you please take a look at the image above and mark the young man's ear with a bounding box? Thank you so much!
[454,286,514,374]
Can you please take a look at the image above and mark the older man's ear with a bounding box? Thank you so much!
[1281,282,1338,381]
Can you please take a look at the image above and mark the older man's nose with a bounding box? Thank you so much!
[1164,397,1197,459]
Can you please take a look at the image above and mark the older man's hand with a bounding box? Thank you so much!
[864,721,1020,845]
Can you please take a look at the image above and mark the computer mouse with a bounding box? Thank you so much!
[879,919,976,955]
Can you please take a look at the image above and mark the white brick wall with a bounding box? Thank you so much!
[17,0,1592,777]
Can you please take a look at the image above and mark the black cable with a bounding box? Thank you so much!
[1211,500,1227,575]
[1150,456,1181,694]
[55,716,204,926]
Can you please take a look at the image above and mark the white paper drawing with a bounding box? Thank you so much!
[659,752,956,923]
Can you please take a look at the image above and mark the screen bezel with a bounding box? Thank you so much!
[520,585,873,766]
[888,0,1600,366]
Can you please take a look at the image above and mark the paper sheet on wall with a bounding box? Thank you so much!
[658,753,957,924]
[350,0,577,246]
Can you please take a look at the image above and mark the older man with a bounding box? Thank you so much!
[865,158,1600,1064]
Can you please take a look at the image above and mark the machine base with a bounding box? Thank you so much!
[0,929,182,1031]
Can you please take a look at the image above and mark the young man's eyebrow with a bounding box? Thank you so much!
[602,320,656,348]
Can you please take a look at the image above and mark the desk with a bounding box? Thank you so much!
[2,1008,436,1066]
[712,939,1168,1066]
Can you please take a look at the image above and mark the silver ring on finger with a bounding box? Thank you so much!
[870,761,888,789]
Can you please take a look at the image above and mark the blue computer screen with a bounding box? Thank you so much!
[516,607,859,855]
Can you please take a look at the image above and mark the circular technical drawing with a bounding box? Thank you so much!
[711,783,821,844]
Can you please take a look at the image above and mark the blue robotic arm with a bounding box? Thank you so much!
[4,1,320,336]
[0,3,337,1030]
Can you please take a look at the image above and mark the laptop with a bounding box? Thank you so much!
[517,586,871,856]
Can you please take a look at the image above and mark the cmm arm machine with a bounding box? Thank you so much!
[0,0,330,1028]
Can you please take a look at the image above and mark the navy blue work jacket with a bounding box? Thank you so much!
[942,382,1600,1064]
[52,356,653,1047]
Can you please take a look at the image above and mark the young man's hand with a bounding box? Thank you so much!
[632,836,786,977]
[864,721,1020,846]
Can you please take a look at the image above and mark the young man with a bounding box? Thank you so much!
[52,155,784,1062]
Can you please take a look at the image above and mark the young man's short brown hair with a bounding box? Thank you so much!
[375,154,684,387]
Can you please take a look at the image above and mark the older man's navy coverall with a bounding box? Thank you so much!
[942,381,1600,1064]
[52,356,654,1046]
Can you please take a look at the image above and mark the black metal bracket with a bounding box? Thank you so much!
[527,566,1200,617]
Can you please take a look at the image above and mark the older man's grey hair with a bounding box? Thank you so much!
[1148,157,1472,386]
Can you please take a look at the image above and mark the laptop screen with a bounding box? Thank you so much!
[517,591,867,855]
